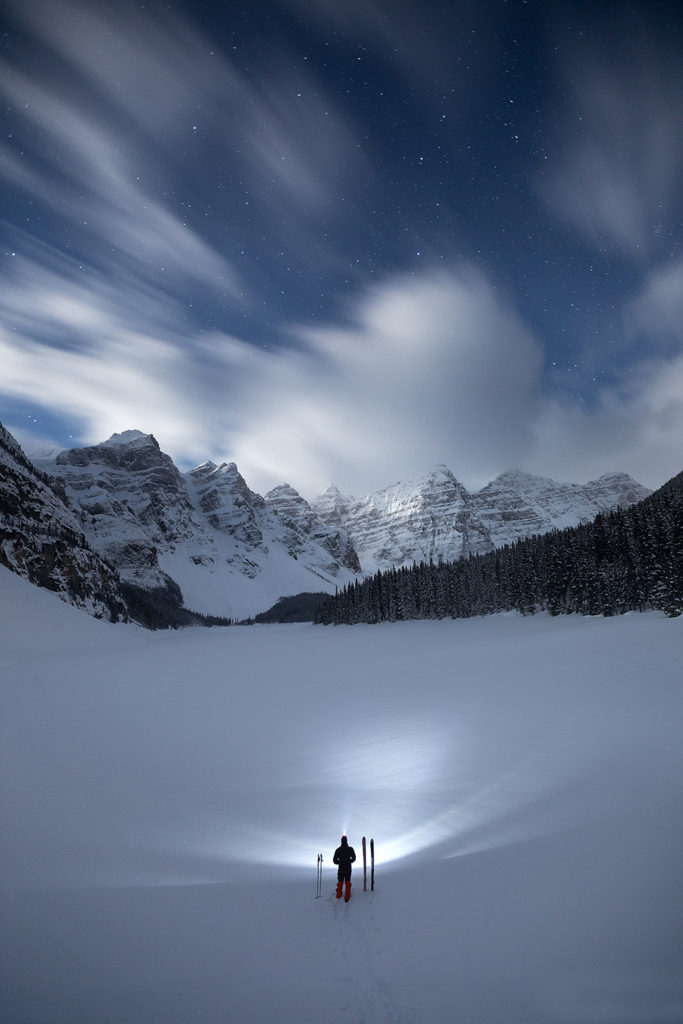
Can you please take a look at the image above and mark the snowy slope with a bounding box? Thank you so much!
[313,467,652,572]
[2,564,681,1024]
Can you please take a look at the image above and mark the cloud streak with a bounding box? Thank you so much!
[1,0,681,496]
[226,268,545,493]
[1,0,365,308]
[540,27,683,256]
[0,63,238,297]
[3,249,681,495]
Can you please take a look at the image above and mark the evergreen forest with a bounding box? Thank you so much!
[315,472,683,624]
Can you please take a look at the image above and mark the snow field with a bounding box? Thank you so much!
[1,567,682,1023]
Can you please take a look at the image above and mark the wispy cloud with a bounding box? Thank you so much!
[624,259,683,350]
[225,268,545,493]
[3,251,682,494]
[0,0,368,331]
[2,0,363,210]
[1,0,681,496]
[531,354,683,489]
[0,62,238,295]
[0,250,203,456]
[540,30,683,256]
[218,267,683,494]
[2,257,544,490]
[283,0,496,91]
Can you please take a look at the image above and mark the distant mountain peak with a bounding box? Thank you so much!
[422,462,457,480]
[3,420,654,621]
[265,483,301,500]
[312,465,651,572]
[100,430,155,448]
[319,483,348,498]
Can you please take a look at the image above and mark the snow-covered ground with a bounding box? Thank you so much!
[1,566,681,1024]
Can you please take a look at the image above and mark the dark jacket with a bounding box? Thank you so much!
[333,837,356,875]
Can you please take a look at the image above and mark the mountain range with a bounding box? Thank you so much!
[1,423,652,623]
[312,466,649,573]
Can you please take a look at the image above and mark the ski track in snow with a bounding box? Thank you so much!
[328,891,408,1024]
[319,888,409,1024]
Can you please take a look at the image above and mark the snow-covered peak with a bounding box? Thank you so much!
[265,484,314,529]
[470,469,652,543]
[318,483,352,502]
[310,464,476,571]
[312,465,652,572]
[189,459,264,511]
[265,483,300,501]
[593,471,637,484]
[313,484,354,524]
[482,469,558,492]
[100,429,154,448]
[263,482,361,574]
[583,472,651,507]
[420,463,461,485]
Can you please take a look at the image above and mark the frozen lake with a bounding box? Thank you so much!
[2,568,682,1023]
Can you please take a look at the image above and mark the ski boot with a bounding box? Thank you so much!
[335,880,343,899]
[344,880,352,902]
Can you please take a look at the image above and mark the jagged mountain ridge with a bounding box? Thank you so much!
[3,423,652,622]
[312,464,652,572]
[39,430,361,620]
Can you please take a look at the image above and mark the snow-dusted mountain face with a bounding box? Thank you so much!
[312,465,652,573]
[2,421,652,622]
[0,424,127,620]
[264,483,361,574]
[39,431,361,620]
[52,429,197,590]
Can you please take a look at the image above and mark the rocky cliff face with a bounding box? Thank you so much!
[314,466,486,571]
[264,484,362,575]
[189,461,265,549]
[471,471,652,550]
[52,430,196,589]
[0,424,128,621]
[312,466,652,572]
[40,431,361,620]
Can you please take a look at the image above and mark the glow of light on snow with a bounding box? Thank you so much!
[191,713,611,872]
[2,574,681,894]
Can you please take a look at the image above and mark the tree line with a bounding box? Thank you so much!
[314,472,683,624]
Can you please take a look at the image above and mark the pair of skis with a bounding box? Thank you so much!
[361,836,375,892]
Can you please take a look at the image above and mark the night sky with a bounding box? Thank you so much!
[1,0,681,496]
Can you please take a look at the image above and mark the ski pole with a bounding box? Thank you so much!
[370,838,374,891]
[315,853,323,898]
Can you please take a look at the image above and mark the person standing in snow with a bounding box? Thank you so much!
[333,834,356,901]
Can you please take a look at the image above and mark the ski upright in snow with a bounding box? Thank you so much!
[370,838,375,891]
[362,836,367,890]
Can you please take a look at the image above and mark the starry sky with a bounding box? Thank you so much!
[1,0,681,497]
